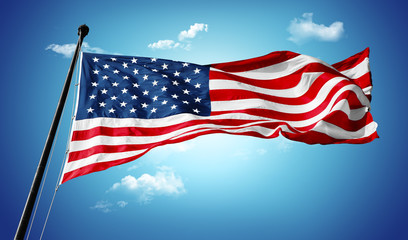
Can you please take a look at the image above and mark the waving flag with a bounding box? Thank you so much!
[61,49,378,184]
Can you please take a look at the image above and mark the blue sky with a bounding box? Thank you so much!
[1,0,407,239]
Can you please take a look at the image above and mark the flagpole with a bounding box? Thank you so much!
[14,24,89,240]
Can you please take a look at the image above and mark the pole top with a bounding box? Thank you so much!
[78,24,89,39]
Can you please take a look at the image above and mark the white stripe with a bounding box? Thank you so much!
[210,54,334,80]
[340,57,369,80]
[313,121,377,140]
[63,149,146,174]
[362,86,372,95]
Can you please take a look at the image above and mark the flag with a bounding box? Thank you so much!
[60,48,378,184]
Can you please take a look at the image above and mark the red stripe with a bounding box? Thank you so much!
[72,118,264,141]
[211,51,300,72]
[331,48,369,72]
[322,111,375,132]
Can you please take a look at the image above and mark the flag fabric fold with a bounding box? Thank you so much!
[60,48,378,184]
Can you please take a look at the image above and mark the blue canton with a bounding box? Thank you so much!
[76,52,211,120]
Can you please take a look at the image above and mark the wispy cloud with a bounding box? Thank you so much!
[256,148,267,155]
[109,166,186,204]
[45,42,106,58]
[288,13,344,44]
[91,200,129,213]
[117,200,128,208]
[277,138,293,152]
[148,23,208,50]
[90,200,113,213]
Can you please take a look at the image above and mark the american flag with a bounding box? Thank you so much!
[61,49,378,184]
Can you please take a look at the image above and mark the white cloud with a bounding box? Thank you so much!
[45,42,106,58]
[178,23,208,41]
[117,201,128,208]
[148,40,180,50]
[148,23,208,51]
[109,166,186,204]
[45,43,76,58]
[90,200,113,213]
[288,13,344,44]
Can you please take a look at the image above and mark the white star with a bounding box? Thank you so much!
[109,108,116,113]
[131,58,138,63]
[182,100,189,104]
[103,64,110,69]
[93,69,99,75]
[162,100,168,105]
[122,62,128,68]
[182,63,189,67]
[183,89,190,95]
[99,102,106,107]
[162,74,168,78]
[101,89,108,94]
[111,95,118,101]
[151,58,157,62]
[193,108,200,114]
[92,57,99,62]
[152,80,158,86]
[130,108,137,113]
[143,90,149,96]
[113,69,120,74]
[172,80,179,86]
[121,88,128,94]
[131,95,138,100]
[120,101,127,107]
[194,97,202,103]
[194,68,201,74]
[123,76,129,80]
[91,82,98,87]
[87,107,94,113]
[102,75,109,80]
[171,104,177,110]
[89,94,96,99]
[194,83,201,88]
[151,108,157,113]
[161,86,168,92]
[143,75,149,80]
[162,63,168,70]
[133,83,140,88]
[184,78,191,83]
[152,96,158,102]
[152,69,158,72]
[112,82,119,87]
[173,71,180,77]
[111,57,117,61]
[141,103,148,108]
[171,94,179,99]
[133,69,139,75]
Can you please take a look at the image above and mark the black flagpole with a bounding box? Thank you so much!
[14,24,89,240]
